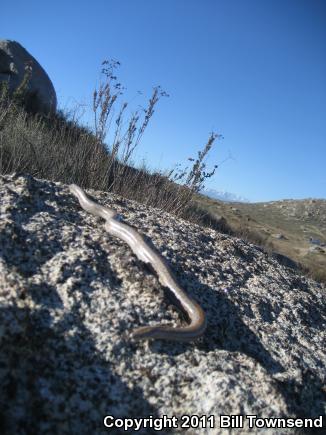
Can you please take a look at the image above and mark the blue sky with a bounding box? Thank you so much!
[2,0,326,201]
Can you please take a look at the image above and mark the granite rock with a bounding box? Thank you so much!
[0,174,325,434]
[0,40,57,115]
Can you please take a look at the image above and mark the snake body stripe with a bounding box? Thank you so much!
[69,184,207,341]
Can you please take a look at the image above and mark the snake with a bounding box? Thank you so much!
[69,184,207,341]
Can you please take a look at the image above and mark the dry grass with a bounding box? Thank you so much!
[0,60,221,226]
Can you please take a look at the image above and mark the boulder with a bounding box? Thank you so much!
[272,233,286,240]
[0,40,57,115]
[0,174,325,434]
[308,246,324,254]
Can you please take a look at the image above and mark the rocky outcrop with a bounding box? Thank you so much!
[0,40,57,115]
[0,174,325,434]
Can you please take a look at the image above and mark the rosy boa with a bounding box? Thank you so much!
[69,184,206,341]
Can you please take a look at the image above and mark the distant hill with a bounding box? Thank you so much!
[194,194,326,283]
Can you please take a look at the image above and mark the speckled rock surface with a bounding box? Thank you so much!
[0,173,325,434]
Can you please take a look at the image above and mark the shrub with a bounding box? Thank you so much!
[0,59,219,220]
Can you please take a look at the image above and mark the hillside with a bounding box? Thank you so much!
[195,194,326,283]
